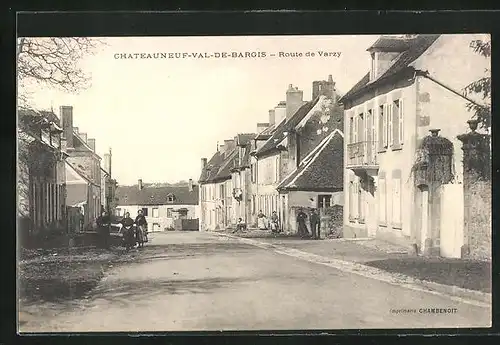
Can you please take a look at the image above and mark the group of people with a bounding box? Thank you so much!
[95,209,149,250]
[257,210,282,233]
[296,208,321,239]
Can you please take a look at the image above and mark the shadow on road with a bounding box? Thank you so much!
[90,276,250,307]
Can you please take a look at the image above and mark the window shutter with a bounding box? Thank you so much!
[399,99,404,145]
[382,105,388,148]
[387,104,393,147]
[393,101,399,146]
[353,115,358,143]
[378,106,384,150]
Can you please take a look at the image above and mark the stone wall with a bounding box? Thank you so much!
[320,205,343,238]
[465,180,491,260]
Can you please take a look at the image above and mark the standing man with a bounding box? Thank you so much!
[310,208,321,240]
[296,208,309,238]
[135,209,148,244]
[96,211,111,249]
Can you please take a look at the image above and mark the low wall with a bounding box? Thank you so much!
[465,180,491,260]
[174,219,199,231]
[320,205,343,238]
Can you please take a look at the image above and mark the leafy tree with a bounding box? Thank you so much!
[463,39,491,130]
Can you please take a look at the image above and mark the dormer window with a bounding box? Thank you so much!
[370,52,378,81]
[167,193,175,203]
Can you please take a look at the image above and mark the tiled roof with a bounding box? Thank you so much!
[254,98,320,158]
[340,35,441,102]
[213,148,239,181]
[367,36,412,52]
[66,161,95,186]
[236,133,256,146]
[199,151,224,183]
[277,129,344,191]
[115,184,199,206]
[255,123,276,140]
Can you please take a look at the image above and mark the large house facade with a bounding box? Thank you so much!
[340,34,490,256]
[115,179,199,232]
[60,106,102,230]
[252,77,344,232]
[18,108,67,238]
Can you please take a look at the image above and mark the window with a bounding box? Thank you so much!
[349,115,354,144]
[275,156,280,182]
[141,207,148,216]
[348,182,354,220]
[167,194,174,203]
[358,180,365,223]
[387,103,393,147]
[397,99,404,146]
[167,208,173,218]
[318,195,332,209]
[251,163,256,183]
[153,223,160,231]
[378,105,385,150]
[152,207,159,218]
[251,195,256,215]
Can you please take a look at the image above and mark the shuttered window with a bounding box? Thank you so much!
[387,103,393,147]
[399,99,404,145]
[382,104,388,148]
[392,177,402,228]
[378,105,384,150]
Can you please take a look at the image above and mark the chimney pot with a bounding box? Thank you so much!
[188,178,194,192]
[87,138,96,151]
[138,179,143,190]
[60,106,74,148]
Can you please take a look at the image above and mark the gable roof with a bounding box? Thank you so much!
[339,34,441,102]
[115,184,199,206]
[213,148,239,181]
[277,129,344,191]
[254,97,319,158]
[65,161,95,186]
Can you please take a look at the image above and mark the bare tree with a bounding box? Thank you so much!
[17,37,105,109]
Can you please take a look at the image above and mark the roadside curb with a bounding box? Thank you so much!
[214,232,491,308]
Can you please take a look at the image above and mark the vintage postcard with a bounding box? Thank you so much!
[17,33,492,332]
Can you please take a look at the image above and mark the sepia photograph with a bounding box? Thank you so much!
[16,32,492,332]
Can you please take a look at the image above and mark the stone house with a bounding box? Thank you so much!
[115,179,199,232]
[339,34,490,257]
[251,76,344,232]
[18,108,67,238]
[59,106,102,230]
[199,140,238,231]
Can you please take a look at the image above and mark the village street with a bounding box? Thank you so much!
[20,231,490,332]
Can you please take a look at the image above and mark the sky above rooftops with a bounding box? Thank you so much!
[22,35,378,185]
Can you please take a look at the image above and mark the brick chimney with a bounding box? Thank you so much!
[60,106,74,148]
[367,36,410,80]
[188,178,194,192]
[138,179,143,190]
[286,84,304,121]
[268,109,276,126]
[87,138,96,151]
[224,139,235,151]
[274,101,287,124]
[312,75,336,100]
[103,153,111,173]
[256,122,269,134]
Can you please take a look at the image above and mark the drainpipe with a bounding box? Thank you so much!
[415,70,488,110]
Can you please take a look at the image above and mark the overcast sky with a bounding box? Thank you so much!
[24,35,379,185]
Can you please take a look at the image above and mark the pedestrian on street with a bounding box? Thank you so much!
[270,211,280,233]
[120,212,136,250]
[234,218,246,233]
[296,208,309,238]
[310,208,321,240]
[135,209,148,245]
[257,210,268,230]
[96,211,111,249]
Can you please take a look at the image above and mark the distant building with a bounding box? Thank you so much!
[115,179,199,232]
